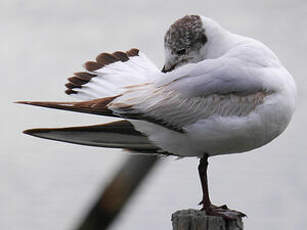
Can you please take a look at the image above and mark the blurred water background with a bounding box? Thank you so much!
[1,0,307,229]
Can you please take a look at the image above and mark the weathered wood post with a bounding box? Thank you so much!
[172,209,243,230]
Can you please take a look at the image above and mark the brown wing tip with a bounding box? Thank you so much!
[23,128,42,136]
[65,72,97,95]
[126,48,139,57]
[17,97,117,116]
[65,89,78,95]
[15,101,32,105]
[15,100,65,107]
[74,72,96,81]
[65,48,140,95]
[65,82,81,89]
[84,61,104,71]
[96,52,119,65]
[113,51,129,62]
[16,101,56,106]
[17,100,59,109]
[95,48,139,66]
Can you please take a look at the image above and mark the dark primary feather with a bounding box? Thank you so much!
[23,120,160,152]
[16,93,185,133]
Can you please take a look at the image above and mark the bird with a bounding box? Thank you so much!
[18,15,296,219]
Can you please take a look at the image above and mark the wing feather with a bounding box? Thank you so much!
[21,51,271,134]
[109,84,270,131]
[65,48,160,100]
[108,56,272,130]
[23,120,160,152]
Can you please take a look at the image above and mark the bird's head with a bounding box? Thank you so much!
[162,15,224,72]
[162,15,207,72]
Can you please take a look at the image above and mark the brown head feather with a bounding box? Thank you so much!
[164,15,207,55]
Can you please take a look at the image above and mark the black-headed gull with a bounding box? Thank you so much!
[18,15,296,219]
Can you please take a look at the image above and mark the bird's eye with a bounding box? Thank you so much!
[176,48,186,55]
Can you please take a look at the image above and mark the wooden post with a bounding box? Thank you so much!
[172,209,243,230]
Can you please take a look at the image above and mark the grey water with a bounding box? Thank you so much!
[1,0,307,229]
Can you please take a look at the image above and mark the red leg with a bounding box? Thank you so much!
[198,154,246,220]
[198,154,211,209]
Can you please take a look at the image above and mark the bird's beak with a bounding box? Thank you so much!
[161,65,167,73]
[161,63,177,73]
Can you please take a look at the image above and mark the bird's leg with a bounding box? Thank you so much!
[198,154,211,208]
[198,154,246,220]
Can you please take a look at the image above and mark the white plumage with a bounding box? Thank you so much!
[65,16,296,157]
[72,52,160,100]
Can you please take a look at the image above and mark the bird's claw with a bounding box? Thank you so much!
[198,200,228,210]
[200,204,246,220]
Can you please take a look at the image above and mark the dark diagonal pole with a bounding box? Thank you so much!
[74,155,160,230]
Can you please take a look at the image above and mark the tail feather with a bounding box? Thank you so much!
[23,120,159,151]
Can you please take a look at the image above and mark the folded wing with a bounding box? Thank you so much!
[109,57,271,131]
[19,55,271,134]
